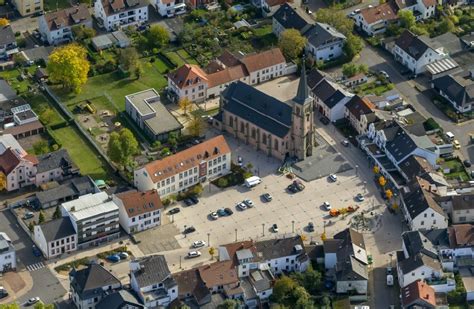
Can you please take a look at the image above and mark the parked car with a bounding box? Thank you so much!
[386,267,393,275]
[356,193,365,202]
[307,222,314,232]
[189,195,199,204]
[320,116,330,125]
[26,297,40,306]
[0,287,8,299]
[183,198,194,206]
[168,207,180,215]
[32,245,41,257]
[379,70,390,81]
[243,199,254,208]
[184,226,196,234]
[287,184,299,193]
[224,208,234,216]
[187,251,201,258]
[118,252,129,259]
[272,224,279,233]
[329,174,337,182]
[210,212,219,220]
[293,180,305,191]
[23,212,34,220]
[107,255,121,262]
[323,201,331,211]
[463,160,472,168]
[341,140,350,147]
[261,193,273,202]
[238,156,243,166]
[237,202,247,210]
[192,240,206,248]
[453,140,461,149]
[217,208,227,216]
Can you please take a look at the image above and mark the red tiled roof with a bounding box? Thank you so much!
[44,4,91,31]
[448,224,474,248]
[360,3,398,25]
[0,148,20,175]
[402,279,436,308]
[207,64,247,88]
[144,135,230,183]
[222,240,256,266]
[265,0,290,7]
[240,48,286,73]
[198,261,239,288]
[115,189,163,218]
[422,0,436,7]
[24,154,38,165]
[168,64,208,89]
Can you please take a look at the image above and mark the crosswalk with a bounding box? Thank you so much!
[26,262,45,272]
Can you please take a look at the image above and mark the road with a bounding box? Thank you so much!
[353,45,473,162]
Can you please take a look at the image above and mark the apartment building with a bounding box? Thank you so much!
[134,135,231,197]
[94,0,148,31]
[60,192,120,249]
[33,217,77,259]
[11,0,43,16]
[354,3,398,36]
[0,233,16,272]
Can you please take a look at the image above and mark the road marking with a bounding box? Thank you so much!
[26,262,45,272]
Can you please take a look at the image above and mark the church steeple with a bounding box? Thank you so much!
[293,56,310,105]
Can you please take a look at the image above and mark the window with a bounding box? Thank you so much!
[229,117,233,127]
[431,213,434,217]
[262,134,267,145]
[274,139,278,151]
[433,220,436,225]
[420,221,424,225]
[424,213,427,218]
[240,122,245,133]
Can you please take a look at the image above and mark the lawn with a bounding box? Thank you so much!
[153,57,173,73]
[43,0,72,11]
[51,126,109,180]
[355,81,394,96]
[443,158,470,181]
[165,51,186,67]
[0,68,35,94]
[26,94,65,126]
[176,49,198,65]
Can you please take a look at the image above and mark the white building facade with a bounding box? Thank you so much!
[94,0,148,31]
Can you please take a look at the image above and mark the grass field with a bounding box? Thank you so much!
[27,94,65,126]
[0,68,36,94]
[52,126,109,180]
[165,51,186,67]
[176,49,198,65]
[443,159,470,181]
[43,0,72,11]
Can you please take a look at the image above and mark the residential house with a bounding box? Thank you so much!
[305,22,346,62]
[450,194,474,224]
[431,73,474,113]
[0,233,16,272]
[444,224,474,268]
[459,268,474,302]
[401,279,437,308]
[94,0,149,31]
[70,263,122,309]
[34,149,79,186]
[399,155,448,187]
[2,104,45,140]
[173,268,211,306]
[401,177,448,231]
[240,269,274,308]
[113,189,163,234]
[39,4,92,45]
[130,255,178,308]
[10,0,42,16]
[134,135,231,197]
[344,95,376,135]
[354,2,398,36]
[0,26,18,60]
[0,80,17,103]
[60,192,120,249]
[153,0,186,17]
[397,230,443,288]
[323,229,368,294]
[35,176,99,209]
[307,69,353,122]
[125,88,183,141]
[217,64,315,161]
[33,217,77,259]
[96,290,144,309]
[261,0,290,17]
[272,3,313,38]
[198,261,242,298]
[343,73,368,88]
[392,30,445,75]
[392,0,437,21]
[167,48,287,103]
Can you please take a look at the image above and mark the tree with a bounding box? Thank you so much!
[151,140,162,150]
[192,184,203,196]
[217,299,240,309]
[373,165,380,174]
[410,25,429,35]
[246,162,253,171]
[34,303,55,309]
[38,211,45,224]
[271,276,297,304]
[279,29,307,60]
[40,108,55,125]
[0,18,9,26]
[119,47,139,72]
[47,44,89,93]
[343,33,364,60]
[379,176,386,188]
[178,97,192,116]
[28,222,34,232]
[33,140,49,155]
[398,10,416,29]
[293,286,314,309]
[315,8,354,36]
[107,128,139,167]
[208,247,216,260]
[135,64,144,79]
[385,189,393,200]
[188,114,205,137]
[147,25,170,48]
[160,147,171,157]
[72,25,96,41]
[217,178,229,187]
[437,16,455,34]
[53,206,61,220]
[342,63,359,77]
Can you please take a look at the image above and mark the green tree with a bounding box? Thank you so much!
[342,63,368,77]
[107,128,139,167]
[217,178,228,187]
[410,25,429,35]
[188,114,205,137]
[151,140,162,151]
[293,286,314,309]
[119,47,139,72]
[135,64,144,79]
[33,140,49,155]
[160,147,171,157]
[437,16,455,34]
[40,108,55,125]
[0,304,20,309]
[147,25,170,48]
[53,206,61,220]
[398,10,416,29]
[47,43,90,93]
[217,299,240,309]
[343,33,364,59]
[34,303,55,309]
[271,276,297,304]
[279,29,307,60]
[192,184,203,196]
[315,8,354,36]
[38,211,45,224]
[72,25,96,41]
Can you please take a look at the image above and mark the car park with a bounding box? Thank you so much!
[184,226,196,234]
[243,199,254,208]
[168,207,180,215]
[192,240,206,248]
[107,255,121,262]
[329,174,337,182]
[237,202,247,210]
[261,193,272,202]
[187,251,201,258]
[272,224,279,233]
[224,208,234,216]
[26,297,40,306]
[210,212,219,220]
[307,222,314,232]
[118,252,129,259]
[356,193,365,202]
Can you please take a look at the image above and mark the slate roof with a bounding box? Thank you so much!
[403,177,446,221]
[432,74,474,108]
[0,26,15,47]
[451,194,474,211]
[221,81,292,138]
[395,30,437,61]
[70,263,121,299]
[305,22,346,49]
[0,79,17,102]
[336,255,368,281]
[345,95,375,120]
[293,60,310,105]
[399,155,434,180]
[384,123,434,163]
[402,231,438,259]
[96,290,144,309]
[254,236,306,260]
[396,250,442,275]
[38,217,76,243]
[131,255,173,288]
[307,68,329,89]
[333,228,368,265]
[36,176,96,206]
[273,3,312,34]
[36,149,76,174]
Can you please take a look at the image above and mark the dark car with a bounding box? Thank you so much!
[287,184,299,193]
[261,193,272,202]
[32,245,41,257]
[224,207,234,216]
[463,160,472,168]
[293,180,305,191]
[217,208,227,216]
[183,198,194,206]
[168,207,180,215]
[307,222,314,232]
[184,226,196,234]
[189,195,199,204]
[320,116,330,125]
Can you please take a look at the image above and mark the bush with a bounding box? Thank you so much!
[423,117,441,131]
[217,178,228,187]
[54,257,90,272]
[97,246,130,260]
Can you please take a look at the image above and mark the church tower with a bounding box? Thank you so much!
[291,58,314,160]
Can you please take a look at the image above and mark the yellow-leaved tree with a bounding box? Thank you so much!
[47,44,90,94]
[0,18,9,26]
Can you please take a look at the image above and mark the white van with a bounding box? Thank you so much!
[446,131,455,141]
[244,176,262,188]
[387,274,394,286]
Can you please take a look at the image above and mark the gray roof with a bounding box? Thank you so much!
[293,60,310,105]
[236,248,254,260]
[307,68,328,89]
[336,255,368,281]
[36,149,76,174]
[450,194,474,211]
[395,30,438,61]
[403,181,446,220]
[22,46,54,63]
[249,269,273,292]
[305,22,346,49]
[0,26,15,46]
[36,176,97,206]
[273,3,313,34]
[422,228,449,248]
[430,32,464,56]
[0,80,16,102]
[384,123,434,163]
[255,236,306,260]
[396,250,442,275]
[38,217,76,243]
[143,101,183,136]
[132,255,174,288]
[0,233,13,253]
[96,290,144,309]
[402,231,438,259]
[70,264,121,299]
[221,81,292,138]
[432,74,474,108]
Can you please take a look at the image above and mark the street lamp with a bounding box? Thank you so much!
[292,220,295,233]
[363,181,367,194]
[207,233,210,247]
[355,164,359,176]
[184,225,187,238]
[262,223,265,237]
[235,228,238,242]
